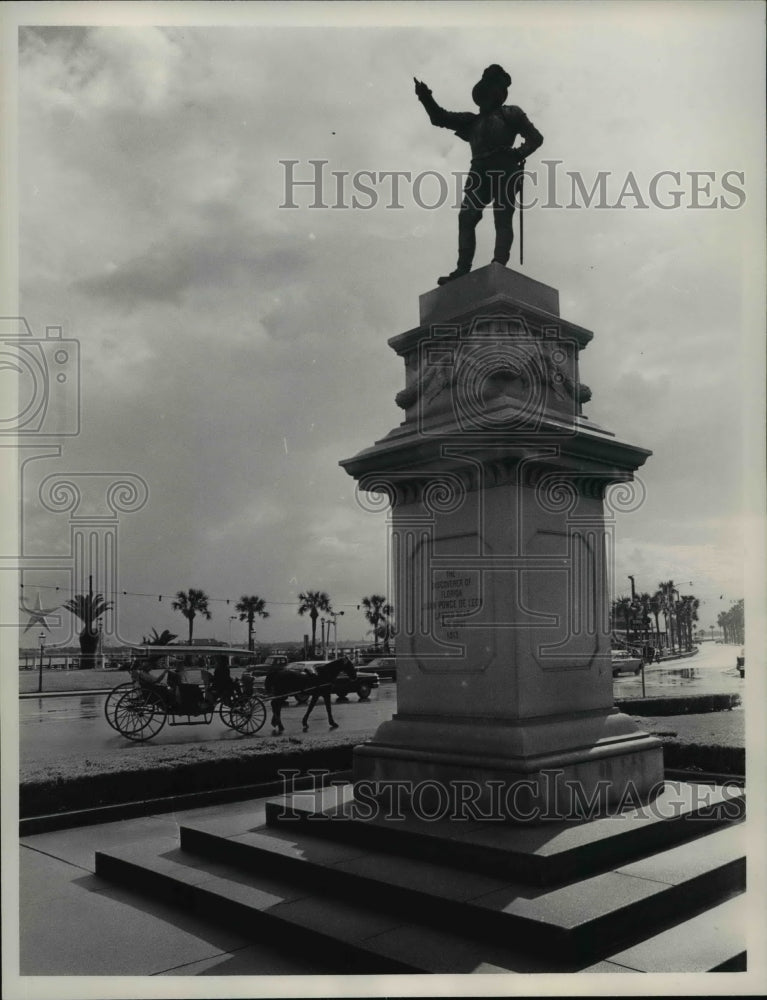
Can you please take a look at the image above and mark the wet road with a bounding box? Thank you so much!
[20,643,742,767]
[20,681,400,767]
[611,641,743,698]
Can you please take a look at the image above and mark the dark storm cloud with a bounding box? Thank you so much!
[75,220,313,308]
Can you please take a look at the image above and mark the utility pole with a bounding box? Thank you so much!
[37,632,46,694]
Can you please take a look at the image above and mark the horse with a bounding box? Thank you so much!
[264,656,357,734]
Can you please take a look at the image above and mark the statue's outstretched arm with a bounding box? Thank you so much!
[413,77,474,132]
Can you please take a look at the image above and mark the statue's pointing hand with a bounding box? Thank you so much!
[413,77,432,101]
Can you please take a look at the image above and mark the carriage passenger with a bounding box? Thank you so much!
[212,654,234,700]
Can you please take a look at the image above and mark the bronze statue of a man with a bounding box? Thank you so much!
[414,64,543,285]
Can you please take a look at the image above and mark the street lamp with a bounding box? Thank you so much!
[328,610,345,657]
[228,615,238,645]
[320,618,326,658]
[37,631,46,694]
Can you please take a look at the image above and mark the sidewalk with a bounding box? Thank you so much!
[18,794,328,977]
[16,768,747,983]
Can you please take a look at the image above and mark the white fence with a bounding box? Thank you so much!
[19,653,120,671]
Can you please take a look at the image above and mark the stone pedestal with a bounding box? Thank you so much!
[341,264,663,819]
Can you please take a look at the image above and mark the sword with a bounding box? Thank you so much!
[518,166,525,267]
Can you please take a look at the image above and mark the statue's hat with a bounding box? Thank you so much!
[472,64,512,107]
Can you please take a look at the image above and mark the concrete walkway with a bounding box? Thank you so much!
[17,794,328,978]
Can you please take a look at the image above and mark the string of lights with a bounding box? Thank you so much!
[19,581,389,612]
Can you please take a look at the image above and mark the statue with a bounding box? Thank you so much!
[414,64,543,285]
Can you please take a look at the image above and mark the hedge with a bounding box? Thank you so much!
[616,693,740,716]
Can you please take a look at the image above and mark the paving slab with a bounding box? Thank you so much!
[156,942,329,975]
[473,868,665,926]
[20,813,184,870]
[333,850,506,902]
[587,896,746,972]
[267,894,404,944]
[227,826,371,865]
[616,823,745,885]
[19,796,270,869]
[20,848,251,976]
[364,921,544,974]
[96,841,312,906]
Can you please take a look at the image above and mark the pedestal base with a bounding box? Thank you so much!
[353,709,664,821]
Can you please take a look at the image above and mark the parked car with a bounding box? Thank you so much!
[244,654,289,678]
[611,651,643,676]
[332,668,380,702]
[360,657,397,680]
[736,648,745,677]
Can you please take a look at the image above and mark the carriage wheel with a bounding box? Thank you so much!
[113,689,167,742]
[219,698,238,730]
[103,682,136,730]
[231,696,267,735]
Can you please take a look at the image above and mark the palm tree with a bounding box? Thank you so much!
[171,588,212,644]
[380,602,395,653]
[141,627,178,645]
[658,581,676,653]
[679,595,699,651]
[297,590,332,657]
[717,600,744,645]
[716,609,728,643]
[613,595,634,649]
[361,595,393,653]
[636,592,653,644]
[63,592,113,668]
[649,590,664,648]
[235,595,269,651]
[729,598,744,645]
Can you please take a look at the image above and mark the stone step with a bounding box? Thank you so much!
[583,895,746,973]
[94,842,416,974]
[264,780,744,885]
[95,813,745,972]
[93,841,571,973]
[176,814,745,964]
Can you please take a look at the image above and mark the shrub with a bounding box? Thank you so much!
[616,693,740,716]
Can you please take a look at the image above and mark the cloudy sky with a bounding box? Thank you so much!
[9,1,765,648]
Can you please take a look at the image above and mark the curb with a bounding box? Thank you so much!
[20,689,111,699]
[20,769,353,836]
[21,742,358,818]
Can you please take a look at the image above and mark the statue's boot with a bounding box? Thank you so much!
[492,224,513,267]
[437,248,472,286]
[437,267,470,286]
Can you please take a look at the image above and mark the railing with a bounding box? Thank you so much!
[18,654,123,670]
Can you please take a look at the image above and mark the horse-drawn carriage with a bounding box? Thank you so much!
[104,646,267,742]
[105,650,370,741]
